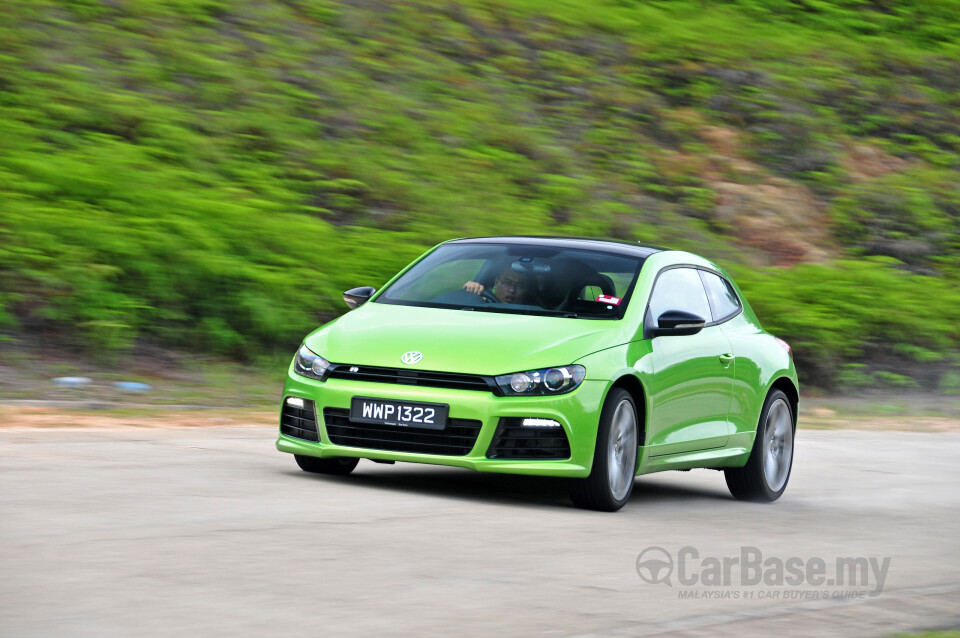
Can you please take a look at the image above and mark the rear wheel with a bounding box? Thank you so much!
[295,454,359,476]
[569,388,638,512]
[725,389,794,502]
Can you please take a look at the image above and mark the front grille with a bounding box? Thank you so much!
[280,398,319,442]
[486,418,571,460]
[327,364,494,393]
[323,408,481,456]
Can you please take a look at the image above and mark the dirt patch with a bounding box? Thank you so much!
[699,125,838,266]
[841,142,911,181]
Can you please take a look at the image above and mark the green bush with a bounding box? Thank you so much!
[1,0,959,387]
[733,259,960,386]
[939,370,960,395]
[836,363,873,390]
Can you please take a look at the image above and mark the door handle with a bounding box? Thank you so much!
[719,353,734,366]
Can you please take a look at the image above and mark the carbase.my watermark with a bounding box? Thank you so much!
[636,546,891,598]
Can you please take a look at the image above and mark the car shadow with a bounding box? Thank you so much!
[284,466,570,509]
[282,462,732,510]
[630,478,732,505]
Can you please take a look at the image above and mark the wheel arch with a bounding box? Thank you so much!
[769,376,799,428]
[608,374,648,446]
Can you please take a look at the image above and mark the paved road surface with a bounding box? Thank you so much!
[1,426,958,637]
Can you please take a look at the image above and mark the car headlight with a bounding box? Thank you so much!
[294,344,331,381]
[495,365,586,396]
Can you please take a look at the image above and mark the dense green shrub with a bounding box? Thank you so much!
[1,0,959,386]
[734,259,960,385]
[829,167,960,268]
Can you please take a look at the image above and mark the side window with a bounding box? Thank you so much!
[648,267,711,325]
[699,270,741,322]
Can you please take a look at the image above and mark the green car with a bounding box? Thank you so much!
[277,236,798,511]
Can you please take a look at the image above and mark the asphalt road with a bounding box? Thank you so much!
[1,425,959,637]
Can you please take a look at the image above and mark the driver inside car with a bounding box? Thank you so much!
[462,266,532,304]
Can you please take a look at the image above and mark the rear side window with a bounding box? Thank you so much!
[648,267,712,325]
[699,270,741,322]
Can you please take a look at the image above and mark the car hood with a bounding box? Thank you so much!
[304,302,628,375]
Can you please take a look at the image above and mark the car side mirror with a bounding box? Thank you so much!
[650,310,706,337]
[343,286,376,310]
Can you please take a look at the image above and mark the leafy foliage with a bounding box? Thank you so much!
[0,0,958,386]
[733,259,960,385]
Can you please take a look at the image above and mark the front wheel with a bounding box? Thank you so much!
[724,389,794,502]
[295,454,359,476]
[569,388,639,511]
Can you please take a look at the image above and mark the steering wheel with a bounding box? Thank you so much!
[479,288,500,303]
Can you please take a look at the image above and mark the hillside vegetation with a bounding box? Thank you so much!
[1,0,959,388]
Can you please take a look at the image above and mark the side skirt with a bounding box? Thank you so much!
[636,432,755,474]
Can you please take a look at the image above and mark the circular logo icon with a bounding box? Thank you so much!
[636,547,674,586]
[400,351,423,365]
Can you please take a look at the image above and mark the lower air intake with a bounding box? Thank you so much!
[280,398,319,442]
[323,408,481,456]
[487,417,571,460]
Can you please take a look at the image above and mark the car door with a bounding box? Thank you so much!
[645,267,735,456]
[700,268,761,441]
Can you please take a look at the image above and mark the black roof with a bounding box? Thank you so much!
[448,235,667,259]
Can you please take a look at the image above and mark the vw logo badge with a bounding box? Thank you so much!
[401,351,423,365]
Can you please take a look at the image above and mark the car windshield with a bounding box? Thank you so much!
[375,242,645,319]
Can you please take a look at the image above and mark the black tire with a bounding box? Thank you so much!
[294,454,359,476]
[569,388,639,512]
[725,389,794,502]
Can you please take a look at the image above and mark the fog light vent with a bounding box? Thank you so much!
[487,417,570,460]
[280,396,319,442]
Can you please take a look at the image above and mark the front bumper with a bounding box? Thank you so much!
[275,363,608,478]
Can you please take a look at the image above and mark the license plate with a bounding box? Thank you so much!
[350,397,449,430]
